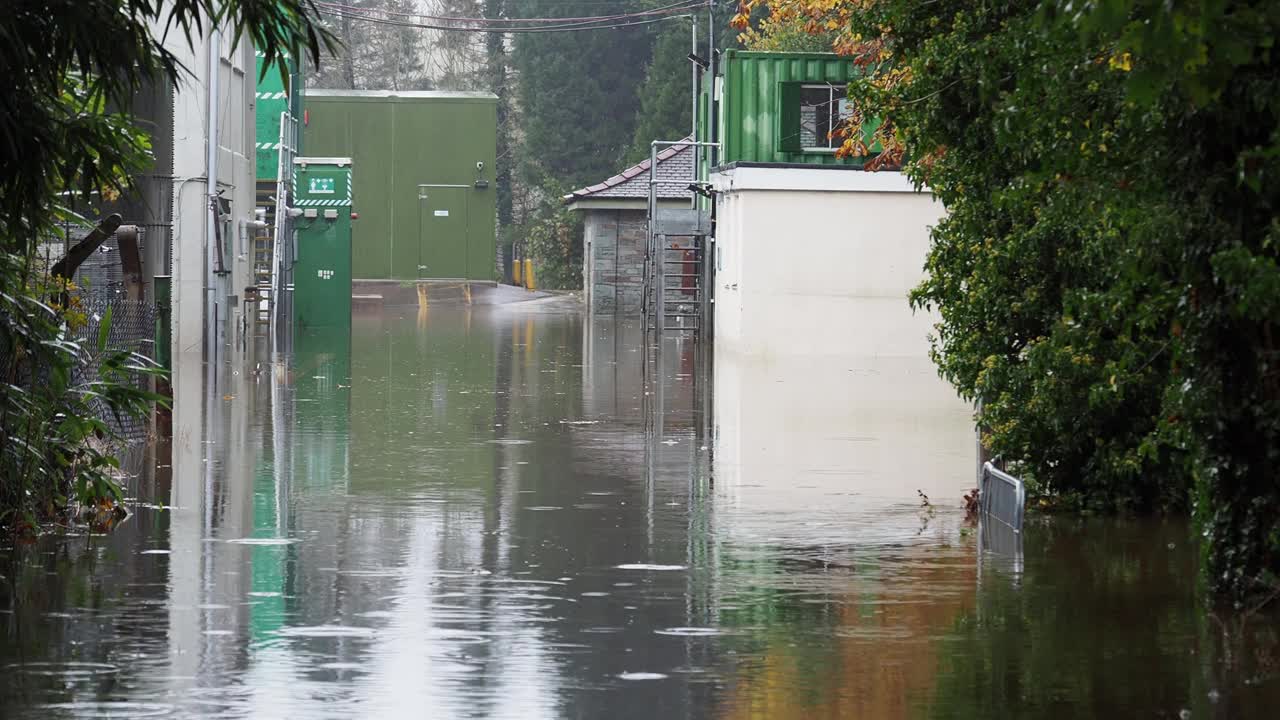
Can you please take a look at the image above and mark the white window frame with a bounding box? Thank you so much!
[799,83,851,153]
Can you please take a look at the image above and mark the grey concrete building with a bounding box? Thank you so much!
[565,140,693,313]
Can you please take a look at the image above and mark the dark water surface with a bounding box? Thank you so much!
[2,306,1276,719]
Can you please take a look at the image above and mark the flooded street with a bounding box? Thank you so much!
[2,305,1277,719]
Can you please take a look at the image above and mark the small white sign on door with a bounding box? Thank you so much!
[433,210,449,217]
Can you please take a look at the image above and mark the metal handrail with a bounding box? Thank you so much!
[645,139,720,336]
[980,460,1025,533]
[269,111,298,343]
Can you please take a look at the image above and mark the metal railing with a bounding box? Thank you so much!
[644,139,719,337]
[980,460,1025,533]
[269,111,299,343]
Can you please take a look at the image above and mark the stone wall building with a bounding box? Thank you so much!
[565,141,693,314]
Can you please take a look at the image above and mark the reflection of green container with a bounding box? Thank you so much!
[293,325,352,493]
[302,90,497,281]
[249,325,352,643]
[291,158,352,329]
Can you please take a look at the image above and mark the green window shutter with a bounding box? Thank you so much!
[777,82,802,153]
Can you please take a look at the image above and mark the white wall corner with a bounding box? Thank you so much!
[711,166,927,195]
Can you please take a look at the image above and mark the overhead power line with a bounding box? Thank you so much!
[315,1,707,34]
[315,1,703,24]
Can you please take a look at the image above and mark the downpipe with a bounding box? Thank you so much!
[205,26,220,364]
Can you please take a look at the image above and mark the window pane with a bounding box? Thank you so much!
[800,85,848,149]
[799,86,829,149]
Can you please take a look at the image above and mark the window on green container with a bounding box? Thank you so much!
[779,82,853,153]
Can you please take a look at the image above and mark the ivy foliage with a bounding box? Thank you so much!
[523,195,585,291]
[745,0,1280,599]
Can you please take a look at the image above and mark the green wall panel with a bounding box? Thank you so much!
[255,52,300,181]
[302,91,498,281]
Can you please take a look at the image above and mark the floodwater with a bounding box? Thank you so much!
[2,304,1277,719]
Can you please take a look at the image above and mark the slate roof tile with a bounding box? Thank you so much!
[565,138,694,202]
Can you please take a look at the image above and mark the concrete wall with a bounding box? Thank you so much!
[168,22,257,361]
[710,167,946,359]
[581,209,648,314]
[709,165,977,503]
[161,17,258,556]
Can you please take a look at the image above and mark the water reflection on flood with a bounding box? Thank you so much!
[1,306,1277,719]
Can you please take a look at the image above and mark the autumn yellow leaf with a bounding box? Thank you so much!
[1108,52,1133,72]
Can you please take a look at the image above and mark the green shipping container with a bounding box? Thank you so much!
[699,50,875,168]
[302,90,498,281]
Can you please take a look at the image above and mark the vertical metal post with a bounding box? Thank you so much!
[155,275,172,372]
[649,142,660,335]
[206,27,222,365]
[691,15,698,143]
[690,16,700,210]
[707,0,714,58]
[707,1,716,167]
[656,234,666,336]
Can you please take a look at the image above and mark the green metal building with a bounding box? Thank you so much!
[302,90,498,281]
[697,50,874,170]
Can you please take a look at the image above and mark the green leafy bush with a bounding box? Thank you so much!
[822,0,1280,598]
[1,256,166,528]
[522,192,584,291]
[1,2,333,530]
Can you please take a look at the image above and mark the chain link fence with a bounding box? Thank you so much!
[70,296,158,446]
[67,226,159,447]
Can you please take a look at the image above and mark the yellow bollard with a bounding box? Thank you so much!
[512,256,523,286]
[524,258,536,291]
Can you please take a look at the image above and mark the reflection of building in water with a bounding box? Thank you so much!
[707,303,978,718]
[292,327,352,495]
[715,539,977,720]
[714,352,975,514]
[582,316,699,430]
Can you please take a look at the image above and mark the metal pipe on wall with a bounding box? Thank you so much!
[205,27,221,364]
[690,15,698,209]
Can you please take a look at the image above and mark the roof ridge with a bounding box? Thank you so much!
[566,137,695,202]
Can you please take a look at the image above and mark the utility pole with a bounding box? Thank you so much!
[484,0,514,278]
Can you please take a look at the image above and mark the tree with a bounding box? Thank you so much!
[627,4,739,163]
[483,0,514,228]
[625,23,694,164]
[509,0,658,189]
[736,3,835,52]
[426,0,486,90]
[309,1,428,90]
[738,0,1280,599]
